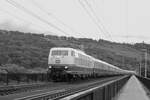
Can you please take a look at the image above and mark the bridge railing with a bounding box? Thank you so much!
[136,76,150,91]
[0,73,50,85]
[61,75,131,100]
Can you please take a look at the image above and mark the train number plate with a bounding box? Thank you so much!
[55,60,60,64]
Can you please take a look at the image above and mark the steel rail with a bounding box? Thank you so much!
[16,76,129,100]
[0,82,53,96]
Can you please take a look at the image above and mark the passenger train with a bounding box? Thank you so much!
[48,47,135,81]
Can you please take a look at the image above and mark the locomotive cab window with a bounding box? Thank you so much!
[51,50,68,56]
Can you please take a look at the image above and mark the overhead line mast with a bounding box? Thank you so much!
[144,49,147,78]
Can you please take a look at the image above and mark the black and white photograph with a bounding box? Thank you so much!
[0,0,150,100]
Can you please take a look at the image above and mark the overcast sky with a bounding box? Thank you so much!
[0,0,150,43]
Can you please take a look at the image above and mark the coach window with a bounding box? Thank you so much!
[78,53,82,58]
[71,51,75,56]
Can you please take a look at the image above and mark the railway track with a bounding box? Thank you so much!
[0,77,106,96]
[15,76,127,100]
[0,82,57,96]
[0,76,114,96]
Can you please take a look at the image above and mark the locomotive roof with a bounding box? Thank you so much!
[51,47,93,58]
[51,47,75,50]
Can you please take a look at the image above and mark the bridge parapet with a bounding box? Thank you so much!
[61,75,130,100]
[136,76,150,93]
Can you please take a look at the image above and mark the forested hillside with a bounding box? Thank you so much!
[0,30,150,76]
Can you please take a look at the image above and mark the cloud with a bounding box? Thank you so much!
[0,19,38,33]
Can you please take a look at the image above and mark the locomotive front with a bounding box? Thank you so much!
[48,47,74,81]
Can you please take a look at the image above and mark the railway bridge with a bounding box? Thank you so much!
[0,75,150,100]
[61,75,150,100]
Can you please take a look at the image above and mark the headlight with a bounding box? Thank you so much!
[65,66,68,69]
[49,66,52,68]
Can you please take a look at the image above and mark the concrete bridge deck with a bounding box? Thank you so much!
[116,75,149,100]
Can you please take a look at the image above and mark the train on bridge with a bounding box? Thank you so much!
[48,47,135,81]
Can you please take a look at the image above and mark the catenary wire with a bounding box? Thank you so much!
[78,0,109,40]
[84,0,113,41]
[5,0,71,36]
[30,0,86,38]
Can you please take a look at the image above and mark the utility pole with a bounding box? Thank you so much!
[139,56,141,76]
[142,49,147,78]
[145,50,147,78]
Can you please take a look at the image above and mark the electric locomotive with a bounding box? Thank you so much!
[48,47,94,81]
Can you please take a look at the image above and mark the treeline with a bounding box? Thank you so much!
[0,30,55,73]
[0,29,150,75]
